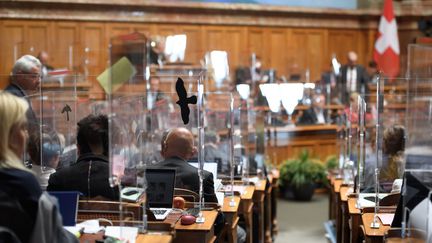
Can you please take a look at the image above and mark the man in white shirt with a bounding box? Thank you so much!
[338,51,369,105]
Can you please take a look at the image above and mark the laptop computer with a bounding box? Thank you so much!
[48,191,80,226]
[146,168,176,220]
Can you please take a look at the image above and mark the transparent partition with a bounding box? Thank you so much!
[401,77,432,241]
[358,90,407,194]
[107,33,150,232]
[407,44,432,78]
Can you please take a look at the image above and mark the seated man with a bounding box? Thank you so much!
[47,114,119,200]
[156,127,218,203]
[296,93,329,125]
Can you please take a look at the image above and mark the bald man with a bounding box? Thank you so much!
[156,128,218,203]
[337,51,369,105]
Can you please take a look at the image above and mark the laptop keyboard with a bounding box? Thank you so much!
[153,209,167,215]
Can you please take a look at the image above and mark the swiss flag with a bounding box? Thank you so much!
[373,0,400,79]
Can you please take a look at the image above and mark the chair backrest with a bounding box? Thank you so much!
[77,200,142,224]
[174,188,199,202]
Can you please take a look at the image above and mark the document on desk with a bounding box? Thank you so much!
[64,219,103,235]
[105,226,138,243]
[377,213,394,225]
[222,185,246,194]
[357,193,389,208]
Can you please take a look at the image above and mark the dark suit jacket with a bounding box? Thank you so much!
[338,65,370,104]
[47,153,119,200]
[296,107,329,125]
[153,157,218,203]
[4,83,38,131]
[0,169,42,243]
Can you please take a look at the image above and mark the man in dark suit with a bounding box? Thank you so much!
[156,127,218,203]
[147,76,168,109]
[297,93,330,125]
[47,114,119,200]
[337,51,369,105]
[5,55,42,130]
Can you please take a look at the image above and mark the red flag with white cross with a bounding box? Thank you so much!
[373,0,400,79]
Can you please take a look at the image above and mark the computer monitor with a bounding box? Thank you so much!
[49,191,80,226]
[145,168,176,208]
[188,162,218,182]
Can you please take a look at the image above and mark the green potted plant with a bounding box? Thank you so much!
[279,150,326,201]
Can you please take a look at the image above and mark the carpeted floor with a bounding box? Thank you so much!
[274,193,329,243]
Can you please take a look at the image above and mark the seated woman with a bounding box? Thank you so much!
[380,125,406,192]
[0,92,77,243]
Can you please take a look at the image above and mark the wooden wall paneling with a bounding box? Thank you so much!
[307,29,327,81]
[24,20,52,58]
[106,23,133,41]
[398,29,420,77]
[265,28,288,77]
[224,26,247,75]
[247,27,265,65]
[155,24,179,37]
[203,26,226,52]
[53,22,80,72]
[133,24,154,37]
[79,22,107,95]
[179,25,203,65]
[0,20,26,87]
[290,29,309,80]
[328,30,358,66]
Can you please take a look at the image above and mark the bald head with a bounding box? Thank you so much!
[162,127,196,160]
[347,51,358,67]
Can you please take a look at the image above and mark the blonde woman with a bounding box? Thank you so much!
[0,92,77,243]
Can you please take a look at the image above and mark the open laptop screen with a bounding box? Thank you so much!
[188,162,218,182]
[49,191,80,226]
[146,168,176,208]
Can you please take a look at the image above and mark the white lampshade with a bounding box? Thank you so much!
[280,83,304,115]
[236,84,250,100]
[259,83,282,113]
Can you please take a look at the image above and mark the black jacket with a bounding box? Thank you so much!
[0,168,42,243]
[338,65,370,104]
[47,153,119,200]
[4,83,38,131]
[153,157,218,203]
[297,107,329,125]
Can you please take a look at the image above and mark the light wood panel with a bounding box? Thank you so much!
[0,20,25,83]
[0,19,416,91]
[53,22,80,70]
[266,28,287,77]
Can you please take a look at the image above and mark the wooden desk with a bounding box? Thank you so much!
[173,210,218,243]
[239,185,255,243]
[348,197,362,243]
[339,186,353,243]
[386,238,425,243]
[361,213,391,243]
[222,196,241,243]
[253,179,267,243]
[80,232,173,243]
